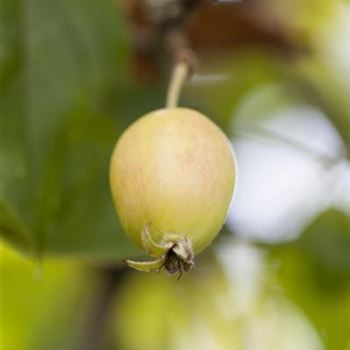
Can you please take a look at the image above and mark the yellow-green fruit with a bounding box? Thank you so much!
[109,108,236,274]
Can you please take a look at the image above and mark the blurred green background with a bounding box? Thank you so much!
[1,0,350,349]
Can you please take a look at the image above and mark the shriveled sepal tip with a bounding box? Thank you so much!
[126,257,165,272]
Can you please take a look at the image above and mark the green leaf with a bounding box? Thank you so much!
[1,0,151,260]
[1,244,96,350]
[0,200,34,254]
[299,208,350,286]
[269,209,350,350]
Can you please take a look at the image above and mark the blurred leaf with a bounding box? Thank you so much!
[2,243,96,350]
[1,0,143,259]
[299,208,350,286]
[269,209,350,350]
[0,200,34,254]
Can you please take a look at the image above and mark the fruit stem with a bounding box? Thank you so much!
[166,61,189,108]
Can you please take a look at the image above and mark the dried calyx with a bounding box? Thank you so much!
[126,226,194,278]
